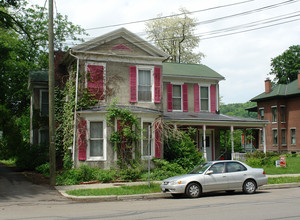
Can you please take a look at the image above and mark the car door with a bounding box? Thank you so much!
[203,162,228,192]
[225,162,248,190]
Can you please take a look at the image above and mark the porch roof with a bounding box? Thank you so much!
[163,111,268,127]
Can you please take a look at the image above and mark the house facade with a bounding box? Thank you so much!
[250,74,300,154]
[29,28,268,169]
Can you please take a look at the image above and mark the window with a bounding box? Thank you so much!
[89,122,104,158]
[40,90,49,116]
[280,106,286,123]
[272,106,277,123]
[260,129,264,145]
[259,108,264,120]
[200,86,209,111]
[172,85,182,111]
[281,129,286,145]
[226,162,247,173]
[209,162,225,174]
[39,129,49,145]
[142,122,152,157]
[273,129,278,145]
[291,128,296,145]
[138,69,152,101]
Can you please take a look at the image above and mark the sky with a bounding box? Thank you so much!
[29,0,300,104]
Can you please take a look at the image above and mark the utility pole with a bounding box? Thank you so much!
[48,0,56,185]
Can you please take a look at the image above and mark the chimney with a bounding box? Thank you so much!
[265,78,272,94]
[298,70,300,89]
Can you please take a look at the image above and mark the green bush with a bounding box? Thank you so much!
[119,167,142,181]
[245,151,279,167]
[35,163,50,176]
[95,169,117,182]
[150,159,186,180]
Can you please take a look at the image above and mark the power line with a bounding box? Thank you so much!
[85,0,255,31]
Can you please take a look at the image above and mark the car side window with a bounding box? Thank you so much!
[209,163,225,174]
[226,162,247,173]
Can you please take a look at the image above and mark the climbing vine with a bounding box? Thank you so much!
[106,99,142,169]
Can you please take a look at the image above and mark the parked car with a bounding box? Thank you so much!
[160,160,268,198]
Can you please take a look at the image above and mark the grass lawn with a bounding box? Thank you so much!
[268,177,300,184]
[263,157,300,175]
[66,183,161,196]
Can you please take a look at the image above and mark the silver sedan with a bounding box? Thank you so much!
[160,160,268,198]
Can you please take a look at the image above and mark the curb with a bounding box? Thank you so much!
[56,182,300,202]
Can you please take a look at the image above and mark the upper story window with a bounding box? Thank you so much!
[259,108,264,120]
[281,128,286,145]
[40,90,49,116]
[200,86,209,111]
[129,66,161,103]
[272,106,277,123]
[138,69,152,102]
[172,85,182,111]
[273,129,278,145]
[291,128,296,145]
[280,106,286,123]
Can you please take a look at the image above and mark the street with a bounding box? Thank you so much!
[1,164,300,220]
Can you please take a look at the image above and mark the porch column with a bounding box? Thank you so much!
[203,125,207,160]
[263,126,266,153]
[231,125,234,160]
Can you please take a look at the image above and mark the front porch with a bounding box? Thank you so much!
[164,111,269,161]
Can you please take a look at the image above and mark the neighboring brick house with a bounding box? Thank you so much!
[29,28,268,168]
[250,73,300,154]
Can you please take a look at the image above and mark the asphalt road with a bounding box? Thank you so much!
[1,163,300,220]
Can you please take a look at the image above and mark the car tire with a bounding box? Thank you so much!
[243,179,257,194]
[185,183,201,198]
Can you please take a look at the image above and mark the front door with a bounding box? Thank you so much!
[200,132,213,161]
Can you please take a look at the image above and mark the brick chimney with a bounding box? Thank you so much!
[265,78,272,94]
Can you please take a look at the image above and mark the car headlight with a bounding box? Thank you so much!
[170,180,182,185]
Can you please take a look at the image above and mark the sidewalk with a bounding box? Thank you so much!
[55,174,300,202]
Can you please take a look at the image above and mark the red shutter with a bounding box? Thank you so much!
[194,85,200,112]
[154,67,161,103]
[167,83,173,112]
[87,65,104,100]
[155,121,161,158]
[129,66,137,103]
[78,120,87,161]
[182,84,188,112]
[210,85,216,113]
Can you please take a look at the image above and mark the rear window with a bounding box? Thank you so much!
[226,162,247,173]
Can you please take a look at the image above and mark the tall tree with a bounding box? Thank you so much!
[145,8,204,64]
[269,45,300,84]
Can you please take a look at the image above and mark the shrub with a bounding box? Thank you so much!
[245,151,279,167]
[150,159,186,180]
[35,163,50,177]
[119,167,142,181]
[95,169,117,182]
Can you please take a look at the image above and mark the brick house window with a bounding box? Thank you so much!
[280,106,286,123]
[273,129,278,145]
[291,128,296,145]
[272,106,277,123]
[259,108,264,120]
[40,90,49,116]
[260,129,264,145]
[281,129,286,146]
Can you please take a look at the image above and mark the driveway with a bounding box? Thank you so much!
[0,163,66,204]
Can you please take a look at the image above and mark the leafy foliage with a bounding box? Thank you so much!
[220,102,257,119]
[269,45,300,84]
[145,7,204,64]
[149,159,186,180]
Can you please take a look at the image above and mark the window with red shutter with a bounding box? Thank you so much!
[154,67,161,103]
[155,121,161,158]
[210,85,216,113]
[129,66,137,103]
[87,64,104,100]
[78,120,87,161]
[182,84,188,112]
[194,85,200,112]
[167,83,173,111]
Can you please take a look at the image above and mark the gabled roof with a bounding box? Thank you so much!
[71,28,169,58]
[251,78,300,101]
[163,62,225,80]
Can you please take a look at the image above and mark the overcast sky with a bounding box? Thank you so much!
[29,0,300,104]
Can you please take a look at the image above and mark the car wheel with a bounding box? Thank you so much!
[185,183,201,198]
[243,179,257,194]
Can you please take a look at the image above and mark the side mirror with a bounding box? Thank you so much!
[206,170,214,175]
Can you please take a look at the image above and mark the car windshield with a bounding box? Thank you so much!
[188,162,212,174]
